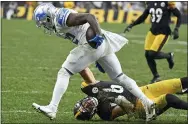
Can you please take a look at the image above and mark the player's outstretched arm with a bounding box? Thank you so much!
[66,13,102,35]
[124,9,149,33]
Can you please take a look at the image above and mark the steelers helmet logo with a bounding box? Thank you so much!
[161,2,165,7]
[92,87,98,94]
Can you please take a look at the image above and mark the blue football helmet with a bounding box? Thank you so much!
[33,3,56,34]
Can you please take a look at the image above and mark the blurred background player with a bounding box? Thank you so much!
[74,77,188,121]
[124,2,181,83]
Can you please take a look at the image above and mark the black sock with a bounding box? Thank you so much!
[181,77,188,89]
[154,52,170,59]
[156,106,170,116]
[145,51,159,77]
[166,94,188,110]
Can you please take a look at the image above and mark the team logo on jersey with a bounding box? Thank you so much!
[161,2,165,7]
[154,3,157,6]
[92,87,98,94]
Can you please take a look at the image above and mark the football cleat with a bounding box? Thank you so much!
[32,103,57,120]
[150,76,161,84]
[167,52,174,69]
[141,99,156,122]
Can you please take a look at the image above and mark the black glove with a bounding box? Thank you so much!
[173,27,179,40]
[124,24,133,33]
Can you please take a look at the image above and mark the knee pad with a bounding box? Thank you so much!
[148,51,157,58]
[113,73,136,91]
[58,67,72,77]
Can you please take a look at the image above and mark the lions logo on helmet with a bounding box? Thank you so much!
[33,3,56,34]
[74,96,98,120]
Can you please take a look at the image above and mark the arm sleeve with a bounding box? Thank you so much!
[97,99,113,121]
[132,8,149,26]
[171,8,181,28]
[57,8,71,27]
[168,2,181,28]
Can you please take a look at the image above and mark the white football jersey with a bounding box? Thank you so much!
[54,8,89,45]
[53,8,128,53]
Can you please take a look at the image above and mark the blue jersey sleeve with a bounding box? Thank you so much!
[57,8,71,27]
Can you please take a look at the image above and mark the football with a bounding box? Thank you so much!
[86,27,96,48]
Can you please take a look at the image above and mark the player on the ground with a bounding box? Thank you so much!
[124,2,181,83]
[32,3,156,121]
[74,77,188,121]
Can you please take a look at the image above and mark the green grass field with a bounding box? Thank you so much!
[1,19,187,123]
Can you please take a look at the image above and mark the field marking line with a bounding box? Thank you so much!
[1,90,83,95]
[1,66,98,71]
[2,110,71,114]
[3,76,84,82]
[1,90,187,98]
[126,34,188,43]
[15,29,29,35]
[174,49,187,54]
[2,110,187,118]
[131,40,187,46]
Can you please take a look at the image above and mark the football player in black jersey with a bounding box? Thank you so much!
[74,77,188,121]
[124,2,181,83]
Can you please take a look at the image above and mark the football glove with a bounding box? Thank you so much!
[124,24,133,33]
[172,27,179,40]
[88,35,104,49]
[95,62,105,73]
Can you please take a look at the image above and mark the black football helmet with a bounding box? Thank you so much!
[73,96,98,120]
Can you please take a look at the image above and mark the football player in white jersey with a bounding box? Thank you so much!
[32,3,156,122]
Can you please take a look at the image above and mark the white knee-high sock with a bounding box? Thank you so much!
[49,68,71,110]
[114,74,150,103]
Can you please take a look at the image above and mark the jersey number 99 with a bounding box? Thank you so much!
[149,8,163,23]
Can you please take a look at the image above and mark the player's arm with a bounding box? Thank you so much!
[111,106,127,120]
[66,13,102,35]
[79,68,96,84]
[66,12,104,48]
[124,8,149,33]
[168,2,181,39]
[108,96,134,115]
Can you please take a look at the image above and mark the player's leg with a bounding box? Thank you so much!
[150,34,174,70]
[165,94,188,110]
[32,44,105,119]
[50,44,104,108]
[140,77,188,98]
[135,93,188,119]
[180,77,188,93]
[144,31,160,83]
[149,34,170,59]
[153,94,188,116]
[97,53,156,121]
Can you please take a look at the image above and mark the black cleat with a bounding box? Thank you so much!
[150,76,161,84]
[176,89,188,95]
[167,52,174,69]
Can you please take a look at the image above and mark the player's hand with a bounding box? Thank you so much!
[95,62,105,73]
[124,24,133,33]
[172,28,179,40]
[88,35,104,49]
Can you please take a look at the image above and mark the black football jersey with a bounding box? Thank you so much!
[81,81,137,104]
[146,1,172,35]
